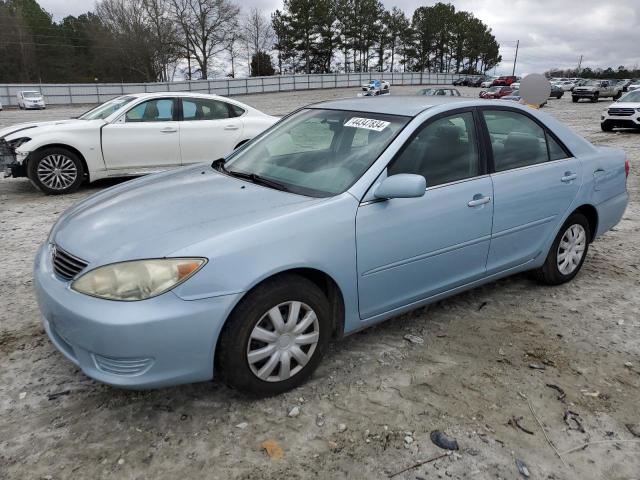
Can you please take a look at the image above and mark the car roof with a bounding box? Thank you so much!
[310,95,471,117]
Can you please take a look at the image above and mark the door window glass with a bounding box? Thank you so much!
[483,110,553,171]
[388,111,479,187]
[125,99,173,122]
[182,98,236,120]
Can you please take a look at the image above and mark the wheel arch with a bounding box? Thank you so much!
[572,204,598,242]
[220,267,346,343]
[29,143,89,180]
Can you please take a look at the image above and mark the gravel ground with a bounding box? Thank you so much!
[1,86,639,480]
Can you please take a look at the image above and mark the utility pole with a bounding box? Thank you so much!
[577,54,583,75]
[512,40,519,76]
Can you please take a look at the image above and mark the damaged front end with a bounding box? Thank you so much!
[0,137,29,178]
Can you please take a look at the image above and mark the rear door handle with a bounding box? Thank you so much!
[224,125,240,130]
[161,127,177,133]
[468,195,491,207]
[561,172,578,183]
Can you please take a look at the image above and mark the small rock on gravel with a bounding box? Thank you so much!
[403,334,424,345]
[287,406,300,418]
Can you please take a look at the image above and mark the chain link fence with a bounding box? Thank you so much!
[0,72,479,107]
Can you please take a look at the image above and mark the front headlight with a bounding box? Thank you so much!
[71,258,206,301]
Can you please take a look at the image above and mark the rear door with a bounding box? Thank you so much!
[480,107,581,273]
[178,97,243,165]
[102,97,180,170]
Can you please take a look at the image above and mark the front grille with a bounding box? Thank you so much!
[52,245,88,280]
[608,108,635,117]
[93,354,153,376]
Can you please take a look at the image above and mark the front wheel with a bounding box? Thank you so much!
[572,96,579,103]
[27,147,85,194]
[216,274,332,396]
[601,122,614,132]
[591,93,599,103]
[532,213,590,285]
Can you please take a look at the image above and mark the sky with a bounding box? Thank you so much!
[39,0,640,76]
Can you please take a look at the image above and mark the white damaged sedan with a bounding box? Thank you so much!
[0,92,278,194]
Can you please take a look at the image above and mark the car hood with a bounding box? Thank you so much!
[0,119,92,140]
[51,165,323,265]
[609,102,640,108]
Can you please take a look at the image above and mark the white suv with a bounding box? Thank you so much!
[601,90,640,131]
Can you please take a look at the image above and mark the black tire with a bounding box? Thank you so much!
[601,122,614,132]
[216,274,332,396]
[591,93,599,103]
[613,92,622,100]
[27,147,85,195]
[532,213,590,286]
[572,96,579,103]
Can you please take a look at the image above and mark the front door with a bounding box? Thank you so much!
[480,108,582,272]
[102,97,181,170]
[356,110,494,319]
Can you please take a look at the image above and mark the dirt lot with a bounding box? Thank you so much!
[1,86,639,480]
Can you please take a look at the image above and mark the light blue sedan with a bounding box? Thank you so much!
[34,97,630,395]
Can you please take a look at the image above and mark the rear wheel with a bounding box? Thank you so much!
[572,96,579,103]
[591,93,599,103]
[532,213,590,285]
[27,147,84,194]
[613,91,622,100]
[216,274,332,396]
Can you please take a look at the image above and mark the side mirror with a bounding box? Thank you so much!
[374,174,426,199]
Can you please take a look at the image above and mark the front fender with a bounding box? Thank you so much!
[13,130,105,178]
[171,193,363,334]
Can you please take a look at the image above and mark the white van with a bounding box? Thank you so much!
[17,91,46,110]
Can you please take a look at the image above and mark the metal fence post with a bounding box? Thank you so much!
[278,75,281,92]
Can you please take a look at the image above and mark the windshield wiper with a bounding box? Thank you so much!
[211,158,289,192]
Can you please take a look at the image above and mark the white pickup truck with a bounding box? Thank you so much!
[572,80,622,103]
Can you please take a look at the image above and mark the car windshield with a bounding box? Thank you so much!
[619,91,640,102]
[78,96,138,120]
[489,87,500,92]
[22,91,41,98]
[585,80,600,86]
[222,108,410,197]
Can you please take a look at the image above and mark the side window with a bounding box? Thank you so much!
[388,111,479,187]
[182,98,234,121]
[228,103,245,117]
[125,99,174,122]
[547,134,569,161]
[482,110,548,172]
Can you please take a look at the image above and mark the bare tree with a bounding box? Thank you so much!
[170,0,240,79]
[141,0,181,81]
[243,7,274,75]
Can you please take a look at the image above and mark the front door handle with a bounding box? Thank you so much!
[161,127,177,133]
[468,195,491,207]
[224,125,240,130]
[561,172,578,183]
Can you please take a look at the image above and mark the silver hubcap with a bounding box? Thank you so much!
[247,301,319,382]
[37,154,77,190]
[557,224,586,275]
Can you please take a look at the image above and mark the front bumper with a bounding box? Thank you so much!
[34,243,242,389]
[573,91,597,97]
[0,139,27,178]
